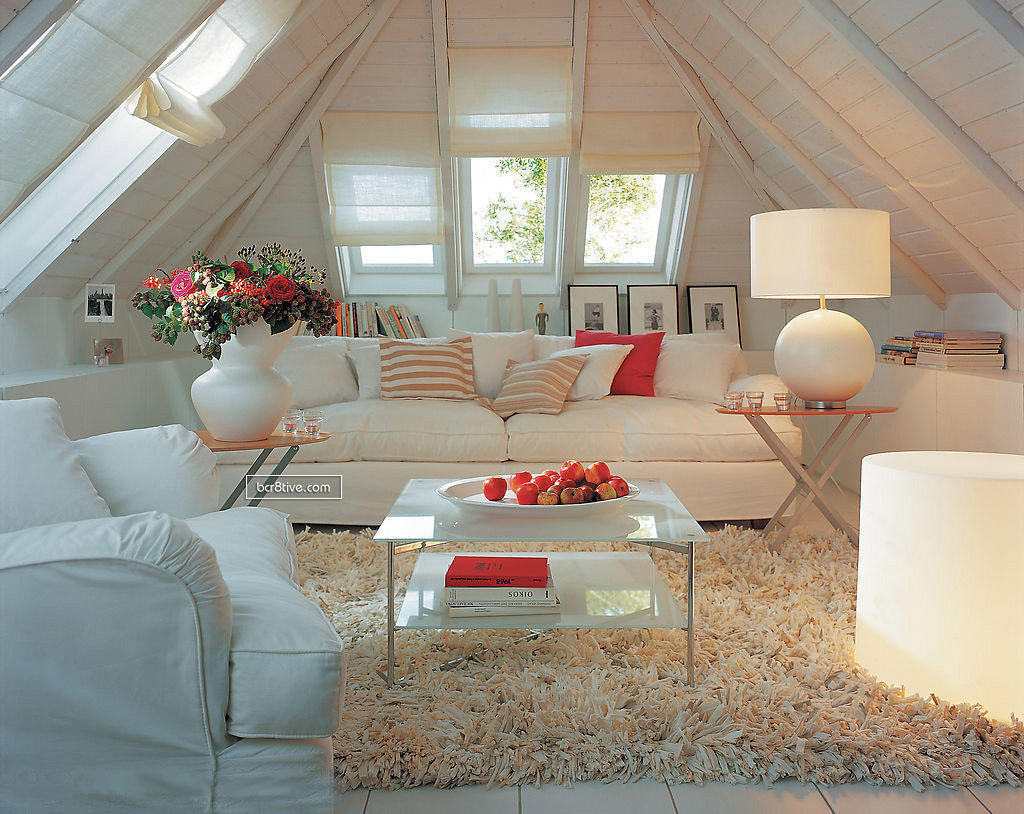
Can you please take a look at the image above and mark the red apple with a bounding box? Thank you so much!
[510,471,533,490]
[515,482,540,505]
[595,482,617,501]
[537,491,559,506]
[482,476,507,501]
[532,474,553,492]
[607,476,630,497]
[551,478,576,494]
[559,487,585,504]
[543,469,559,479]
[584,461,611,485]
[579,484,595,503]
[560,460,585,484]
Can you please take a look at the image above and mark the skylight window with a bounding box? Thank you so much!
[584,174,667,265]
[470,157,549,265]
[360,245,434,265]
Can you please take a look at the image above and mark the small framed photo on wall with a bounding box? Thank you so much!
[626,285,679,334]
[567,284,619,334]
[85,283,116,323]
[686,284,741,346]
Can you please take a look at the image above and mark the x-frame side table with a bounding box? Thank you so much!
[717,405,897,550]
[195,430,329,509]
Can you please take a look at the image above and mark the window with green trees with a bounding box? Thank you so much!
[471,157,549,264]
[584,174,666,264]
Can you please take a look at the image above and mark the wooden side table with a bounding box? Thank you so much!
[716,404,897,549]
[195,430,330,510]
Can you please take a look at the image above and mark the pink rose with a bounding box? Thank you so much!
[170,271,196,300]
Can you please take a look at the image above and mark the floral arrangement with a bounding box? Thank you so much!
[132,244,336,359]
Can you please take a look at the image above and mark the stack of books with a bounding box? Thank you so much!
[444,556,560,618]
[335,302,427,338]
[913,330,1004,369]
[877,335,919,365]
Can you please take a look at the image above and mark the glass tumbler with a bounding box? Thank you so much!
[774,392,793,411]
[724,391,745,410]
[282,409,302,433]
[745,391,764,411]
[302,409,324,436]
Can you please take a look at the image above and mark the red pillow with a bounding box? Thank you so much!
[574,330,664,396]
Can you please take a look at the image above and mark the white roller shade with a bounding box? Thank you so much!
[0,0,213,218]
[581,111,701,175]
[322,111,443,246]
[125,0,302,146]
[448,47,572,158]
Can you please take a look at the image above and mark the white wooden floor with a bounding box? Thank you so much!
[334,487,1023,814]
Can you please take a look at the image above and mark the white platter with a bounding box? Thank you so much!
[436,475,639,516]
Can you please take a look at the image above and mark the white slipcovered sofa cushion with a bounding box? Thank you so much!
[655,336,741,404]
[275,345,358,409]
[0,397,110,533]
[506,395,801,463]
[447,329,536,399]
[73,424,220,519]
[214,398,509,465]
[186,507,344,739]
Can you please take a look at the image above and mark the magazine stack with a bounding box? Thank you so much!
[444,556,560,617]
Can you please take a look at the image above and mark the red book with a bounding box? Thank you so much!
[445,556,548,587]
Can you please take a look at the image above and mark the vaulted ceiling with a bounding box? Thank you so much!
[3,0,1023,310]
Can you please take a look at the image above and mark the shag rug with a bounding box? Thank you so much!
[293,526,1022,790]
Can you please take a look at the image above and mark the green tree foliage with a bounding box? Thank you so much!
[477,158,658,263]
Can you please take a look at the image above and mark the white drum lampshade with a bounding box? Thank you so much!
[858,452,1024,722]
[751,209,891,408]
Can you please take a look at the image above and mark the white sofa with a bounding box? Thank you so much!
[215,333,802,524]
[0,398,345,814]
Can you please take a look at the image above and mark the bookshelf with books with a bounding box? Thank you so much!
[444,556,561,617]
[335,302,428,339]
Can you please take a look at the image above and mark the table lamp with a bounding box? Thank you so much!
[751,208,890,408]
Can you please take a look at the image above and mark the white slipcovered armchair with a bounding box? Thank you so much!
[0,398,345,814]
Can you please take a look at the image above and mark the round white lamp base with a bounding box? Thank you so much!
[774,307,875,409]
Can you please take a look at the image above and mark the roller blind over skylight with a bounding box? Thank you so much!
[124,0,303,146]
[581,111,701,175]
[448,47,572,158]
[322,111,443,246]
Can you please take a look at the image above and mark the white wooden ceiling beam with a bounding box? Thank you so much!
[670,124,711,287]
[71,4,377,310]
[800,0,1024,216]
[623,0,777,212]
[430,0,460,311]
[653,13,948,307]
[557,0,591,308]
[307,124,345,300]
[693,0,1021,310]
[207,0,400,260]
[0,0,76,76]
[960,0,1024,57]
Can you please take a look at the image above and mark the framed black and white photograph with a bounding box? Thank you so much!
[84,284,115,323]
[686,284,741,345]
[567,284,619,334]
[627,284,679,334]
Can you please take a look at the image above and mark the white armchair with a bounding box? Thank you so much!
[0,399,345,814]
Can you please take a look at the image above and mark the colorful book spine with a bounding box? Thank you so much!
[444,583,556,604]
[446,556,549,588]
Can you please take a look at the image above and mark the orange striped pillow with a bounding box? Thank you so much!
[380,336,476,399]
[488,356,587,419]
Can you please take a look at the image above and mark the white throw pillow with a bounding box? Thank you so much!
[275,346,358,408]
[447,329,536,399]
[675,332,748,380]
[533,334,573,357]
[654,336,741,404]
[0,398,111,533]
[549,344,632,400]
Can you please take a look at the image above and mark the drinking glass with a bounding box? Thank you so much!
[745,391,764,410]
[774,392,793,411]
[724,391,745,411]
[282,409,302,433]
[302,409,324,435]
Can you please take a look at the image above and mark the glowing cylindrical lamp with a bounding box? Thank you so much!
[858,452,1024,722]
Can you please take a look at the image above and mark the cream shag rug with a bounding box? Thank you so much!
[294,526,1022,790]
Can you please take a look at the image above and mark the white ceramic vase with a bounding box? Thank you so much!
[191,321,297,442]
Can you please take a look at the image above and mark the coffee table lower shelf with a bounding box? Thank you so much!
[384,550,692,684]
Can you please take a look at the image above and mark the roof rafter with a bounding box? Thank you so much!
[799,0,1024,217]
[622,0,777,212]
[960,0,1024,57]
[693,0,1021,310]
[71,3,378,310]
[430,0,460,311]
[652,12,948,308]
[206,0,401,260]
[670,124,711,287]
[308,124,345,300]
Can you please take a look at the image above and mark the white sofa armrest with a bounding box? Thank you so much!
[729,372,789,395]
[73,424,220,518]
[0,512,232,813]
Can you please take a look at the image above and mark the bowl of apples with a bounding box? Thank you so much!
[436,460,639,516]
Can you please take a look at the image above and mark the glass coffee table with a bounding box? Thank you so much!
[373,478,708,687]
